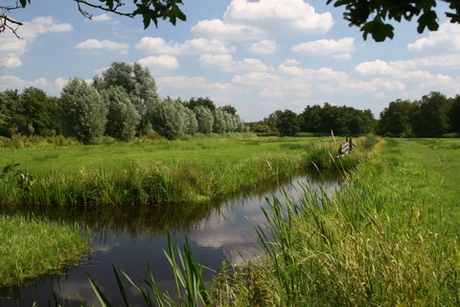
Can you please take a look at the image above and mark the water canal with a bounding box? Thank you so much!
[0,171,339,306]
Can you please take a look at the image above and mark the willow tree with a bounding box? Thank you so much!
[58,78,107,144]
[101,86,140,141]
[93,62,160,135]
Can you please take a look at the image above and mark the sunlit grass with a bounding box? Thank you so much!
[235,137,460,306]
[0,215,89,287]
[0,136,349,206]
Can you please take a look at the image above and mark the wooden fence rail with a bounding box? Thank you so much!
[338,136,355,157]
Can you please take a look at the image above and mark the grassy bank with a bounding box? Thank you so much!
[0,216,89,287]
[0,136,366,206]
[216,137,460,306]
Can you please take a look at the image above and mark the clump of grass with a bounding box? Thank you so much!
[0,215,89,287]
[306,136,382,170]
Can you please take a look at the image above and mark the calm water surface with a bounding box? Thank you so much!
[0,172,339,306]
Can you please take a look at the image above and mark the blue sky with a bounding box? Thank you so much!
[1,0,460,122]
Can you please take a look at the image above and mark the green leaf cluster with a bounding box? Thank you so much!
[328,0,460,41]
[132,0,186,29]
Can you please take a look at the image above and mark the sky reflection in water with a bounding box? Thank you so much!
[0,172,339,306]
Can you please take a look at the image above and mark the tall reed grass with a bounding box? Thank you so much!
[213,137,460,306]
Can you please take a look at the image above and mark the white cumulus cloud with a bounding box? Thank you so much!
[137,55,179,71]
[247,39,277,54]
[75,39,129,54]
[19,16,73,39]
[354,59,400,76]
[192,0,334,40]
[4,57,22,68]
[199,54,273,72]
[291,37,355,59]
[0,75,67,96]
[90,14,112,21]
[408,22,460,55]
[1,16,72,67]
[135,37,235,54]
[157,76,208,89]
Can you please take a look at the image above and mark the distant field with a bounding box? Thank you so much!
[0,136,347,206]
[0,137,324,176]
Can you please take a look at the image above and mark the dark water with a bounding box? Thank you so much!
[0,172,339,306]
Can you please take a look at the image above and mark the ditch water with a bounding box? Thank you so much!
[0,171,339,306]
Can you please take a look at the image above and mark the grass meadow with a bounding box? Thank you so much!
[0,136,360,206]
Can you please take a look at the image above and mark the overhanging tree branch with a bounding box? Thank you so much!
[74,0,135,19]
[0,14,23,38]
[1,3,24,38]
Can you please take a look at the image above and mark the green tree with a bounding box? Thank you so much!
[378,99,416,136]
[58,78,108,144]
[220,105,237,116]
[212,108,226,134]
[150,97,186,140]
[184,97,216,112]
[101,86,140,141]
[320,103,346,135]
[416,91,451,136]
[93,62,160,135]
[0,88,58,136]
[276,109,301,137]
[448,95,460,133]
[263,110,283,133]
[0,90,21,132]
[183,107,198,135]
[194,105,214,134]
[349,108,375,135]
[20,87,59,136]
[301,105,323,133]
[253,124,271,133]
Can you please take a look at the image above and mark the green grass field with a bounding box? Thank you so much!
[0,136,352,206]
[0,137,318,173]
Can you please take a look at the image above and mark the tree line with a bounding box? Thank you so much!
[252,103,376,136]
[251,91,460,138]
[0,62,245,144]
[377,91,460,137]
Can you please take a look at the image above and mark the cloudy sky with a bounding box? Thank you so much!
[1,0,460,122]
